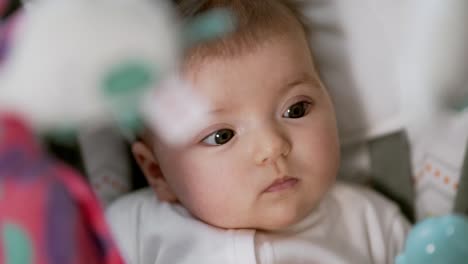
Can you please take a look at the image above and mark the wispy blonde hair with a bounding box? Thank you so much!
[174,0,310,64]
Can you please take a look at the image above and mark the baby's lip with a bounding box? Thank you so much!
[263,176,299,193]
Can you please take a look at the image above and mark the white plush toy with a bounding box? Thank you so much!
[0,0,180,133]
[0,0,234,141]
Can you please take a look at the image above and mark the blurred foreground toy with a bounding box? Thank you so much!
[0,113,125,264]
[0,0,179,134]
[396,215,468,264]
[0,0,235,139]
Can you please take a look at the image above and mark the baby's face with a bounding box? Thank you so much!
[151,29,340,230]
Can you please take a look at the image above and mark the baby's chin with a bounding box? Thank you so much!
[197,204,317,232]
[255,207,316,231]
[200,218,302,232]
[255,197,324,231]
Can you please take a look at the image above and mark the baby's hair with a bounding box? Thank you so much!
[173,0,311,66]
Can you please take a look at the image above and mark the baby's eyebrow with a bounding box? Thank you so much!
[207,107,227,115]
[285,72,320,90]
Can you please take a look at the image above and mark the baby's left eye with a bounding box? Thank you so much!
[202,128,235,146]
[283,101,312,118]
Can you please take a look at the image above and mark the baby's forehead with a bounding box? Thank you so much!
[185,39,305,75]
[182,66,318,113]
[183,25,309,69]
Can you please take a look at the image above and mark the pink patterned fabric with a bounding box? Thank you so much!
[0,113,124,264]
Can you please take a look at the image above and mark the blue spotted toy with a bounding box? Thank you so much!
[396,215,468,264]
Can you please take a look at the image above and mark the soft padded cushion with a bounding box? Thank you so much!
[303,0,409,144]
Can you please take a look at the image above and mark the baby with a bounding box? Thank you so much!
[107,1,410,263]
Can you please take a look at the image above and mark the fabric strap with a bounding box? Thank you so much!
[369,131,415,222]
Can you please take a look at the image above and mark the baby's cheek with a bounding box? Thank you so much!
[313,117,340,162]
[184,170,251,227]
[181,185,242,227]
[293,125,339,188]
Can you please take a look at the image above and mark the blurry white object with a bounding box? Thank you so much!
[0,0,180,131]
[399,0,468,129]
[142,76,211,145]
[304,0,467,142]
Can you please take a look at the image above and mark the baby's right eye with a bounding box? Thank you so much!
[202,129,235,146]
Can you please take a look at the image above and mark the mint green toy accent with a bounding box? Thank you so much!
[103,60,158,132]
[103,61,155,95]
[3,223,33,264]
[113,89,147,131]
[184,8,236,48]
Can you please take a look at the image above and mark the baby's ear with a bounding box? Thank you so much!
[131,141,178,203]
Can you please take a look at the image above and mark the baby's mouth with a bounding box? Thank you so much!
[264,176,299,193]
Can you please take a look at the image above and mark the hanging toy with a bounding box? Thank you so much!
[0,0,180,136]
[0,0,235,139]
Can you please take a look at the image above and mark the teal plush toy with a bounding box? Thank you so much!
[396,215,468,264]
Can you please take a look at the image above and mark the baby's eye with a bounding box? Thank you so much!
[202,128,235,145]
[283,101,311,118]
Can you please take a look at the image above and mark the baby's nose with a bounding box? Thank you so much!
[253,127,291,166]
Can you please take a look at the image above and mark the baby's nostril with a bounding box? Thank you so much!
[102,60,156,96]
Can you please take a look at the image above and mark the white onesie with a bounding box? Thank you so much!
[106,182,410,264]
